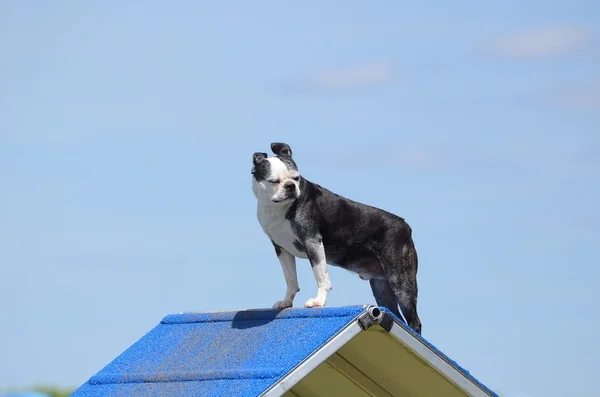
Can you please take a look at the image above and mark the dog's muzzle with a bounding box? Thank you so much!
[272,181,299,202]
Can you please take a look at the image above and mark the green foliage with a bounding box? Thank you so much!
[0,385,78,397]
[33,386,76,397]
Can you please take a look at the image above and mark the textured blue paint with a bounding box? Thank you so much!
[72,306,366,397]
[72,305,497,397]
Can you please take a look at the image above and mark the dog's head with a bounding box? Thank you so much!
[252,142,301,204]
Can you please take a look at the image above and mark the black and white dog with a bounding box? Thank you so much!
[251,142,422,334]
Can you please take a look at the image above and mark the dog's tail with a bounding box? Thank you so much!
[399,238,421,334]
[371,236,422,335]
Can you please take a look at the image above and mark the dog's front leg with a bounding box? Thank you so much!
[303,238,332,308]
[271,241,299,310]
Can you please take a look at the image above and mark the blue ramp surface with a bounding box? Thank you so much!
[73,306,366,397]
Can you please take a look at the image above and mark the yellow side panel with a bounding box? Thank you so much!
[283,325,470,397]
[286,360,372,397]
[337,328,468,397]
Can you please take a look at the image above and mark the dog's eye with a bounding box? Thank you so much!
[269,180,280,184]
[292,176,300,181]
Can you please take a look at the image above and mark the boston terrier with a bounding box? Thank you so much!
[251,142,422,334]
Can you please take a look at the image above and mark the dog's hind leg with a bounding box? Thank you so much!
[380,239,422,335]
[369,278,403,321]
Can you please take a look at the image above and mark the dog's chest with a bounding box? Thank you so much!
[257,205,307,258]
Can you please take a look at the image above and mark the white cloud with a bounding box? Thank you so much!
[319,143,600,175]
[307,61,393,88]
[320,145,489,172]
[487,26,590,58]
[286,61,395,91]
[547,81,600,110]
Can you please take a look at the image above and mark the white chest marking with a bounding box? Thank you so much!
[257,204,308,259]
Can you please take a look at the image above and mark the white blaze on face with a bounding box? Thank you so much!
[263,157,301,203]
[267,157,290,180]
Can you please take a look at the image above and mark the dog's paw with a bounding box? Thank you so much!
[304,298,325,308]
[272,300,293,310]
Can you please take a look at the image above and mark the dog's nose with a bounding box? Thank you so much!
[284,181,295,191]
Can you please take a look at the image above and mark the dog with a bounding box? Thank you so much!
[251,142,422,334]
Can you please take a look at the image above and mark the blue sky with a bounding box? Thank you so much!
[1,1,599,396]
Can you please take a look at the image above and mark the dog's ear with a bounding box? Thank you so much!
[253,152,268,165]
[271,142,292,158]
